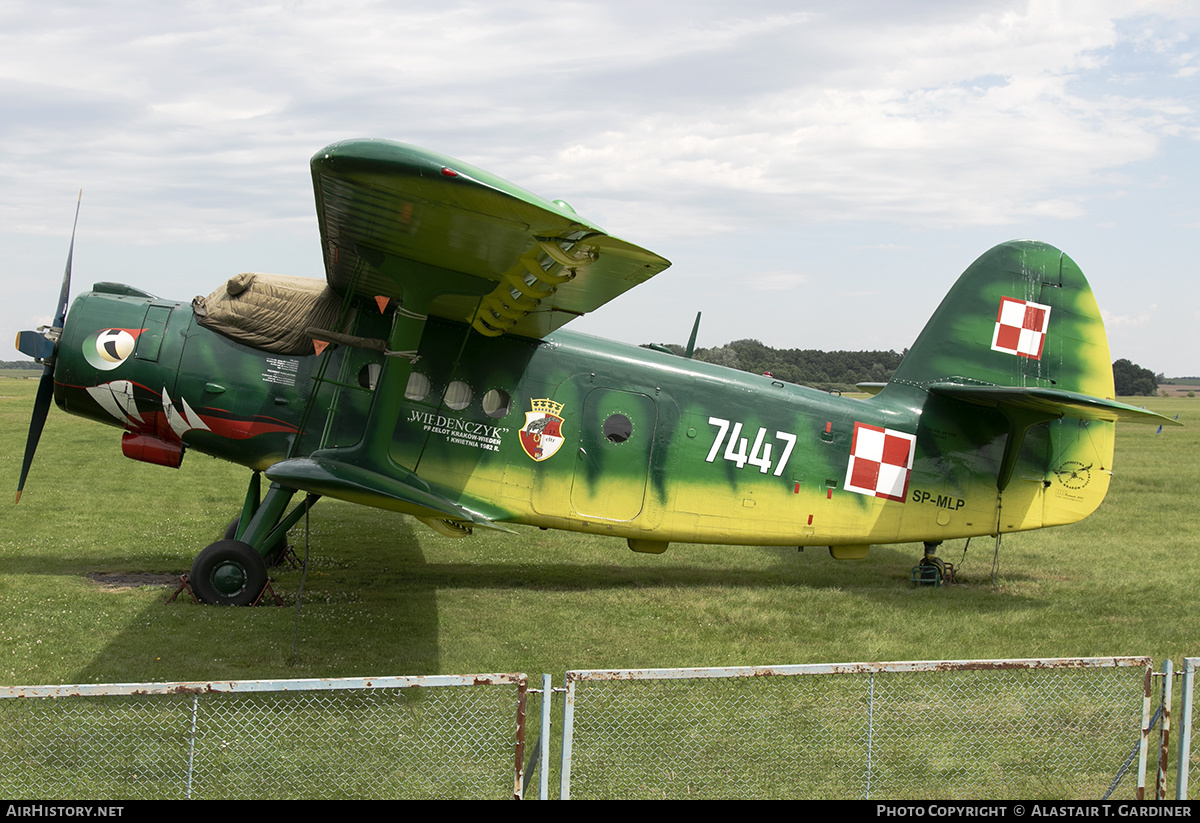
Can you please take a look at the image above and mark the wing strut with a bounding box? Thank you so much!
[268,261,506,528]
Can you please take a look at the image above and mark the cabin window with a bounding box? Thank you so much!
[405,372,430,401]
[482,389,511,418]
[358,362,381,390]
[444,380,473,411]
[603,413,633,443]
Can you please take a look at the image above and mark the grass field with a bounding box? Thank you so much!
[1,379,1196,688]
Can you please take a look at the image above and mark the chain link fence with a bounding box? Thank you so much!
[0,674,528,799]
[0,659,1165,799]
[560,658,1152,800]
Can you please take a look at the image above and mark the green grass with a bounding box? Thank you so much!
[1,380,1197,686]
[2,381,1194,799]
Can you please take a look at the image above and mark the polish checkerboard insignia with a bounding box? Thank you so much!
[519,398,566,462]
[991,296,1051,360]
[845,422,916,502]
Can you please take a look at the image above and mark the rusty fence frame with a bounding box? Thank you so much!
[0,673,529,799]
[559,657,1153,800]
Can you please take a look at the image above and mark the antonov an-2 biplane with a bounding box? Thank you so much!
[15,138,1177,604]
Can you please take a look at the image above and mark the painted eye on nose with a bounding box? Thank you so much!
[97,329,136,363]
[83,328,144,371]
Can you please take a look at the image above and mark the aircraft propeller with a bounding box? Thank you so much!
[15,191,81,503]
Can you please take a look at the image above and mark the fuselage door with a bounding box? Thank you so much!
[570,388,657,521]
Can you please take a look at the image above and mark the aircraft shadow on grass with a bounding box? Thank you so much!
[58,520,1048,685]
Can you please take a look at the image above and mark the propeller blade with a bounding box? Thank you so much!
[54,191,82,328]
[16,368,55,503]
[15,191,81,504]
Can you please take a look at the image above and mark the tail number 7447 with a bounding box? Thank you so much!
[705,417,797,476]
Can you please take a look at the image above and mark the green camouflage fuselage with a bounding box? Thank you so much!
[53,241,1120,554]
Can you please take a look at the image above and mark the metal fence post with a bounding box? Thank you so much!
[514,676,527,800]
[187,693,199,800]
[1158,659,1173,800]
[560,673,577,800]
[1138,665,1152,800]
[540,673,551,801]
[1152,662,1171,801]
[865,671,875,800]
[1178,658,1195,800]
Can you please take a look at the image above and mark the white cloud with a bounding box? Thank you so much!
[0,1,1193,240]
[3,0,1200,373]
[1103,304,1157,327]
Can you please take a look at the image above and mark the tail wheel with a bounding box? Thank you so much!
[919,555,946,583]
[191,539,267,606]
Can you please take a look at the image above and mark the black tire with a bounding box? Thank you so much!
[223,517,288,565]
[191,539,268,606]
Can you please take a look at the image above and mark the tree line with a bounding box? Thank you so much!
[650,342,1163,397]
[650,339,904,392]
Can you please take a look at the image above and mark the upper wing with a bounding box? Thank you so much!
[311,139,671,339]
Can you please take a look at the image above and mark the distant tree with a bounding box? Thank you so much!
[683,340,903,390]
[695,344,742,371]
[1112,359,1158,396]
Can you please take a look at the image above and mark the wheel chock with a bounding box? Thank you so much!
[167,574,201,604]
[168,573,285,606]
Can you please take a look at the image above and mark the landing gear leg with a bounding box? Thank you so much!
[190,474,320,605]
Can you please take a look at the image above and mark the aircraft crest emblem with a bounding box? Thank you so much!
[519,398,566,462]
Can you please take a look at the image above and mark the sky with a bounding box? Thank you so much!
[3,0,1198,376]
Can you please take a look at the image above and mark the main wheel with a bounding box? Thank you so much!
[191,539,268,606]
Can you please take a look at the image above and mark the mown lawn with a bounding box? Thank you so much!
[1,380,1195,686]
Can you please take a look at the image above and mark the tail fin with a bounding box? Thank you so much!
[883,240,1174,530]
[889,240,1113,396]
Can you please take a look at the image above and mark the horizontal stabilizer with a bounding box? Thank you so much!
[265,456,512,531]
[928,383,1181,426]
